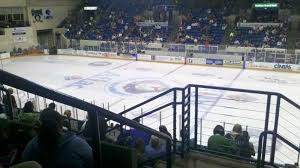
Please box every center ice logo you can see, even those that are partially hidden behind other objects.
[88,61,112,66]
[123,80,169,94]
[106,78,173,98]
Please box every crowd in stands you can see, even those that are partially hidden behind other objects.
[229,24,288,48]
[62,4,290,49]
[63,1,171,43]
[208,124,255,159]
[176,9,227,45]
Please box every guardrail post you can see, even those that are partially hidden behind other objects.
[181,89,185,157]
[159,111,162,126]
[75,109,78,121]
[141,108,144,124]
[262,94,271,165]
[270,95,281,165]
[200,118,202,146]
[89,110,102,168]
[173,89,177,153]
[60,106,63,115]
[166,139,172,168]
[194,87,198,148]
[43,98,47,109]
[297,143,300,166]
[187,87,191,151]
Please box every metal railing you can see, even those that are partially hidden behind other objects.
[109,83,300,166]
[257,131,300,168]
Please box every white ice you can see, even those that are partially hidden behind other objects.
[1,55,300,164]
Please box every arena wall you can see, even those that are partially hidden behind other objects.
[0,0,26,7]
[0,27,38,52]
[27,0,80,30]
[54,49,300,73]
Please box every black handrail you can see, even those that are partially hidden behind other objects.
[0,70,172,168]
[257,131,300,168]
[118,88,176,116]
[109,83,300,167]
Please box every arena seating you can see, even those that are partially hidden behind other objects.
[177,9,227,45]
[230,25,288,48]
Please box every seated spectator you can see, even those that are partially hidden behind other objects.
[81,116,109,143]
[134,138,146,163]
[3,88,18,118]
[225,124,243,141]
[39,103,56,121]
[3,88,17,109]
[158,125,172,146]
[22,110,93,168]
[208,125,236,154]
[126,119,151,146]
[22,101,34,113]
[18,101,39,124]
[63,110,72,130]
[145,136,165,160]
[159,125,172,138]
[236,131,255,158]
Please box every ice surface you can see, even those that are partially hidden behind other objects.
[2,55,300,164]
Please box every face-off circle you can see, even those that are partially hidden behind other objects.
[64,75,82,81]
[249,75,300,85]
[88,61,112,67]
[226,94,258,103]
[136,68,152,72]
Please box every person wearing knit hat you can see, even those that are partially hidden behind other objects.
[224,124,243,141]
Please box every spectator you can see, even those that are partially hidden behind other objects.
[208,125,236,154]
[159,125,172,138]
[22,101,34,113]
[47,103,56,110]
[158,125,172,146]
[225,124,243,141]
[81,116,108,143]
[236,131,255,158]
[39,103,56,121]
[145,136,165,160]
[3,88,18,118]
[63,110,72,130]
[134,138,146,162]
[22,110,93,168]
[18,101,39,124]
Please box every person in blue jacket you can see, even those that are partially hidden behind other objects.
[22,110,93,168]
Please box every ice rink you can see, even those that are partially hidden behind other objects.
[1,55,300,163]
